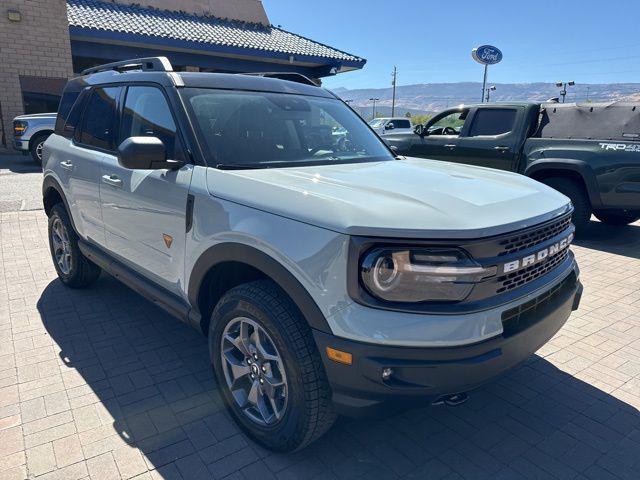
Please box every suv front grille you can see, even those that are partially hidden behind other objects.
[496,249,569,294]
[498,214,572,256]
[501,272,576,337]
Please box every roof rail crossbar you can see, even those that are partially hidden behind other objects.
[81,57,173,76]
[240,72,318,86]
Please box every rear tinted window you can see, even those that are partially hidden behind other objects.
[54,90,80,135]
[468,108,517,136]
[79,87,120,150]
[391,119,411,129]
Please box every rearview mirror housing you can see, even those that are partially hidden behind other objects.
[385,123,395,130]
[117,137,182,170]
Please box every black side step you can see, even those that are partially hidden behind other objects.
[78,240,194,327]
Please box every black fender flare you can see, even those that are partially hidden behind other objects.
[524,159,603,209]
[187,242,332,334]
[42,175,78,231]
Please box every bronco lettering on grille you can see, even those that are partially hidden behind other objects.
[501,233,573,274]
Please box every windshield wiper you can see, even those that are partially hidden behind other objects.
[215,163,266,170]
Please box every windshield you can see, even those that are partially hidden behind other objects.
[182,89,394,168]
[368,119,385,127]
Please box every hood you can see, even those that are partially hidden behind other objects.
[206,157,571,239]
[14,112,57,121]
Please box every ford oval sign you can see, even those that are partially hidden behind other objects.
[472,45,503,65]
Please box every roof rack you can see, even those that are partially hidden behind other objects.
[81,57,173,76]
[241,72,318,86]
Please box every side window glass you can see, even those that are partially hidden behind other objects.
[54,90,80,135]
[468,109,517,137]
[395,119,411,129]
[120,86,176,158]
[428,110,468,136]
[79,87,119,149]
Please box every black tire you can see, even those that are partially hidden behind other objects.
[541,177,592,234]
[210,279,336,452]
[47,204,101,288]
[29,132,50,166]
[595,211,640,226]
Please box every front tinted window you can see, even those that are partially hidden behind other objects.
[79,87,119,150]
[120,86,177,157]
[468,108,517,136]
[183,89,394,168]
[428,110,468,136]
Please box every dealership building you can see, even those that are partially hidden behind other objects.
[0,0,365,147]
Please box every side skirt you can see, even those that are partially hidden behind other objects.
[78,240,200,330]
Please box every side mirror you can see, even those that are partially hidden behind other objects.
[385,123,395,130]
[414,124,424,136]
[117,137,182,170]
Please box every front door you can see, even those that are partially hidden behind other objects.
[100,85,193,294]
[409,108,469,161]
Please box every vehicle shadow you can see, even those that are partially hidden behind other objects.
[574,217,640,260]
[0,152,41,173]
[38,275,640,479]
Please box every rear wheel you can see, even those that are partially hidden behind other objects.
[48,204,101,288]
[29,132,50,166]
[210,280,335,452]
[541,177,592,234]
[595,210,640,226]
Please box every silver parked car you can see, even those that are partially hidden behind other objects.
[13,112,56,164]
[42,57,582,452]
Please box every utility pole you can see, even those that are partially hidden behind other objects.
[369,97,380,119]
[391,66,397,117]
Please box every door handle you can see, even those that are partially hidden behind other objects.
[60,160,74,171]
[102,174,122,187]
[494,146,510,152]
[444,144,456,149]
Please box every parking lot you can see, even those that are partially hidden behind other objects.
[1,153,640,479]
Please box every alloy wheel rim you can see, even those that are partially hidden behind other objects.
[220,317,288,426]
[51,218,72,275]
[36,142,43,160]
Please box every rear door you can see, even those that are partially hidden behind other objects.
[99,84,193,294]
[408,108,470,161]
[453,106,523,171]
[65,86,121,247]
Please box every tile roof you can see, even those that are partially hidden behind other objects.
[66,0,364,65]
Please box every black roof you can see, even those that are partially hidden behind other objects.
[65,69,336,99]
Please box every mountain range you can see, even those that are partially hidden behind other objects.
[331,82,640,117]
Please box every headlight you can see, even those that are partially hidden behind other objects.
[13,121,27,137]
[360,247,496,303]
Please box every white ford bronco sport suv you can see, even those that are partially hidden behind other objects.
[42,57,582,452]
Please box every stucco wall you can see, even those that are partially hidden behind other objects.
[112,0,269,24]
[0,0,74,147]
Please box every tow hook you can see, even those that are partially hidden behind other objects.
[432,392,469,407]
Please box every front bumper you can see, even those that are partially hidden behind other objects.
[314,270,582,417]
[13,139,29,151]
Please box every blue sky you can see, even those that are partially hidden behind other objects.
[263,0,640,91]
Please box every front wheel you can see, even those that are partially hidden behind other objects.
[541,177,592,234]
[29,132,50,166]
[595,210,640,226]
[210,280,335,452]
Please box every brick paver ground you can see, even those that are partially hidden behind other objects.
[1,209,640,479]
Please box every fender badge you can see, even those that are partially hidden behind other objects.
[163,234,173,248]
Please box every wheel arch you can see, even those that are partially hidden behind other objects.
[525,159,602,209]
[188,243,332,336]
[42,176,77,231]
